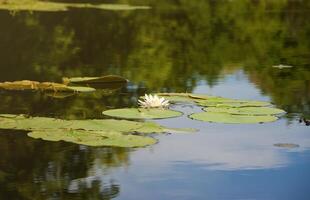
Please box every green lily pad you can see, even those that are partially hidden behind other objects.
[102,108,183,119]
[157,93,271,108]
[157,93,217,103]
[63,75,127,84]
[163,127,198,134]
[189,112,278,124]
[0,114,170,147]
[28,130,157,147]
[158,95,195,103]
[0,115,164,133]
[204,107,285,115]
[134,121,166,133]
[188,94,218,100]
[196,99,271,107]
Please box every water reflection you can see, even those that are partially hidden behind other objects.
[0,0,309,116]
[0,129,129,199]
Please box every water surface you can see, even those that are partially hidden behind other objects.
[0,1,309,199]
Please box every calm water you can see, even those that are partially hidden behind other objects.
[0,0,310,199]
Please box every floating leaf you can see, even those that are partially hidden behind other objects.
[196,99,271,107]
[63,75,127,84]
[102,108,182,119]
[204,107,285,116]
[0,80,95,93]
[274,143,300,148]
[0,2,151,12]
[189,112,278,124]
[188,94,218,100]
[65,86,96,92]
[272,64,293,69]
[0,114,172,147]
[134,121,166,133]
[28,130,157,147]
[157,93,270,107]
[157,93,215,103]
[163,127,198,134]
[0,115,73,130]
[68,119,141,132]
[0,114,163,133]
[158,95,195,103]
[157,93,192,97]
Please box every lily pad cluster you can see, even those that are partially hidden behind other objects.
[0,114,169,147]
[0,92,286,147]
[158,93,285,124]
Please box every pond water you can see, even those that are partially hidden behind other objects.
[0,0,310,199]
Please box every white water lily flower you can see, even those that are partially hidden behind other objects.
[138,94,170,109]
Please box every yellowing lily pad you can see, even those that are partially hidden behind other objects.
[102,108,182,119]
[28,130,157,147]
[0,80,95,93]
[189,112,278,124]
[0,1,151,12]
[63,75,127,84]
[204,107,285,116]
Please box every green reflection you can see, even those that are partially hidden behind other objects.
[0,0,309,118]
[0,129,127,199]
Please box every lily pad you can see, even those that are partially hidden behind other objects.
[157,93,192,97]
[0,114,171,147]
[0,1,151,12]
[272,64,293,69]
[204,107,285,115]
[28,130,157,147]
[0,114,165,133]
[188,94,218,100]
[63,75,127,84]
[189,112,278,124]
[157,93,216,103]
[102,108,183,119]
[157,95,195,103]
[0,80,95,93]
[157,93,271,107]
[134,121,166,133]
[196,99,271,107]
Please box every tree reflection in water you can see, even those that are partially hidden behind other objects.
[0,129,128,199]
